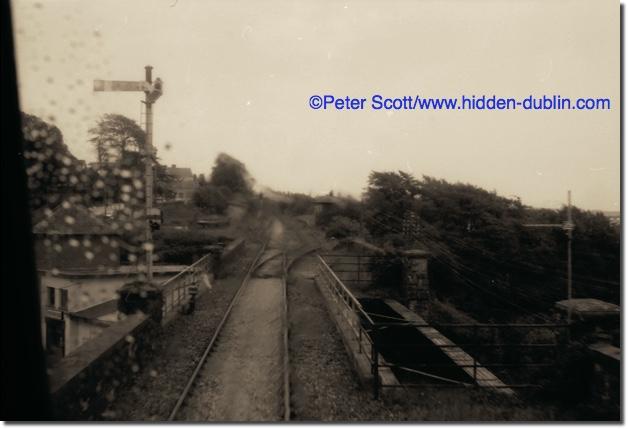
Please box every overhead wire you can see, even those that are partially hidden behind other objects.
[360,211,555,322]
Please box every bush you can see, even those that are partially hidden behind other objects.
[154,230,225,264]
[325,215,362,240]
[316,199,363,229]
[280,193,314,215]
[193,184,229,214]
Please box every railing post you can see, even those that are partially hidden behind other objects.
[359,327,362,354]
[473,357,478,386]
[474,322,479,377]
[357,253,361,286]
[371,341,379,399]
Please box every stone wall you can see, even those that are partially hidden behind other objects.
[47,240,248,419]
[49,312,159,420]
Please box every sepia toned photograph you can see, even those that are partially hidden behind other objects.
[0,0,621,423]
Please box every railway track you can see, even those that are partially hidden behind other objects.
[168,226,293,422]
[280,251,291,421]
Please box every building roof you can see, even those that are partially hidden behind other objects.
[33,202,118,236]
[555,298,620,318]
[166,165,194,179]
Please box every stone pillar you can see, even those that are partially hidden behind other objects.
[402,249,430,317]
[117,281,163,322]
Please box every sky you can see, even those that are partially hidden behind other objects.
[12,0,619,211]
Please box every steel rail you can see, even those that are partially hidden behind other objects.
[168,241,268,421]
[281,253,291,421]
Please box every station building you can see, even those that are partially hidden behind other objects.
[33,202,183,359]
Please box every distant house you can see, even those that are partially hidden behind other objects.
[33,202,185,358]
[312,195,345,217]
[602,211,620,227]
[166,164,197,202]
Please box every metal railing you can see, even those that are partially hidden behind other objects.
[316,254,570,399]
[159,253,213,322]
[316,255,383,395]
[368,320,569,395]
[320,253,386,284]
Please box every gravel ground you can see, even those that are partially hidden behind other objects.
[103,242,260,421]
[287,255,399,421]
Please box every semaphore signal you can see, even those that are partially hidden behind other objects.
[93,65,163,281]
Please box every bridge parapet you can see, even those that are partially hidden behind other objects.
[314,255,399,397]
[49,312,158,419]
[159,253,213,323]
[47,241,246,419]
[159,238,245,323]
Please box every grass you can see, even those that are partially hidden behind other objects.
[380,387,560,421]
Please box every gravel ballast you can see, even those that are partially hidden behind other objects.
[104,243,260,421]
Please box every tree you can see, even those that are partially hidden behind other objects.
[88,114,174,203]
[20,112,92,210]
[363,171,421,243]
[325,215,363,240]
[209,153,254,194]
[192,184,229,214]
[89,114,145,164]
[360,170,619,321]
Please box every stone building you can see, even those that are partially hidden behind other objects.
[33,202,183,358]
[165,164,197,202]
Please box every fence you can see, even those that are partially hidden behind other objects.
[368,319,570,396]
[316,254,570,399]
[320,253,385,286]
[315,255,384,393]
[160,253,213,323]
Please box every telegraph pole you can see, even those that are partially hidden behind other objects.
[523,190,575,324]
[94,66,163,282]
[143,66,155,282]
[566,191,574,321]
